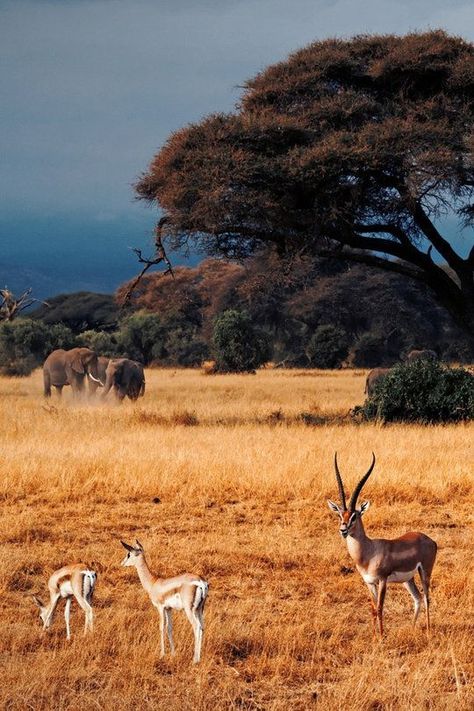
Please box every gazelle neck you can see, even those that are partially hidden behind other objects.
[345,516,374,566]
[135,555,156,593]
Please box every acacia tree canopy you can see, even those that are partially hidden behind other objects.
[136,31,474,337]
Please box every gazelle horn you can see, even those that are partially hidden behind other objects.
[349,452,376,512]
[334,452,347,511]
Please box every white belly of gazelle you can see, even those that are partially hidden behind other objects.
[59,581,73,597]
[163,593,184,610]
[360,567,418,585]
[387,568,418,583]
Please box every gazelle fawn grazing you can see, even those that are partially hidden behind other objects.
[120,540,209,663]
[32,564,96,640]
[327,453,437,636]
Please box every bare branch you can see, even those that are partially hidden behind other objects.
[318,248,429,283]
[120,216,175,306]
[0,288,49,322]
[410,200,465,273]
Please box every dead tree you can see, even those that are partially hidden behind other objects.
[0,288,47,322]
[120,216,174,306]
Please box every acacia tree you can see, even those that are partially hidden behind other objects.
[136,31,474,339]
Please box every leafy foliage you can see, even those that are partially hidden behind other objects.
[306,325,349,368]
[0,319,76,376]
[117,251,473,367]
[212,310,271,372]
[136,31,474,338]
[117,312,165,365]
[78,330,119,358]
[356,360,474,423]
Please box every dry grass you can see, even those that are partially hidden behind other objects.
[0,367,473,710]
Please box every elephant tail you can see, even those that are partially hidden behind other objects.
[140,379,145,397]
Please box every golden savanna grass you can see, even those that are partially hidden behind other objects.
[0,368,473,710]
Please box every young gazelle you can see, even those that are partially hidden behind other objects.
[32,564,96,640]
[327,453,437,636]
[120,540,209,664]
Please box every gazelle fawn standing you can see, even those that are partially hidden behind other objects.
[327,453,437,636]
[120,540,209,663]
[32,564,96,640]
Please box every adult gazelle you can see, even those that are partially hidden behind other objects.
[327,453,437,636]
[120,540,208,663]
[32,564,96,640]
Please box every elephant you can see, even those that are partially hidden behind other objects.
[43,348,103,398]
[101,358,145,402]
[365,367,391,397]
[88,356,110,397]
[406,349,438,363]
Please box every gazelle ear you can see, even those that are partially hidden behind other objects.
[32,594,44,608]
[135,539,144,551]
[120,540,134,552]
[359,500,370,515]
[327,500,342,515]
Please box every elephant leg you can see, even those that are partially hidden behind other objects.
[74,376,87,399]
[54,385,63,398]
[115,387,126,403]
[101,377,113,400]
[43,371,51,398]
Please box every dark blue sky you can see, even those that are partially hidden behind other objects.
[1,0,473,298]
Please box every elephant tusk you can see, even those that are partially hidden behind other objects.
[88,372,104,386]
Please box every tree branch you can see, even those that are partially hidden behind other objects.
[319,248,429,284]
[120,216,175,306]
[468,243,474,267]
[0,288,49,321]
[410,200,465,272]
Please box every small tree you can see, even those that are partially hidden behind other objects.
[212,310,271,372]
[357,360,474,423]
[117,312,165,364]
[0,319,75,375]
[78,330,119,358]
[306,325,348,368]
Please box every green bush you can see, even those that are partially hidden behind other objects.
[356,360,474,423]
[306,325,349,368]
[0,319,75,376]
[117,312,165,365]
[46,323,77,351]
[78,330,119,357]
[212,310,271,373]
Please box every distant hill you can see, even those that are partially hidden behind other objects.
[0,211,199,300]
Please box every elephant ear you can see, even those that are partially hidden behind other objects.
[71,352,85,374]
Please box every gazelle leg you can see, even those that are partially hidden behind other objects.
[377,579,387,636]
[193,616,203,664]
[44,593,61,629]
[184,606,203,664]
[404,579,421,626]
[155,605,166,657]
[366,583,378,635]
[164,609,175,655]
[74,596,93,634]
[418,565,431,633]
[64,597,72,640]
